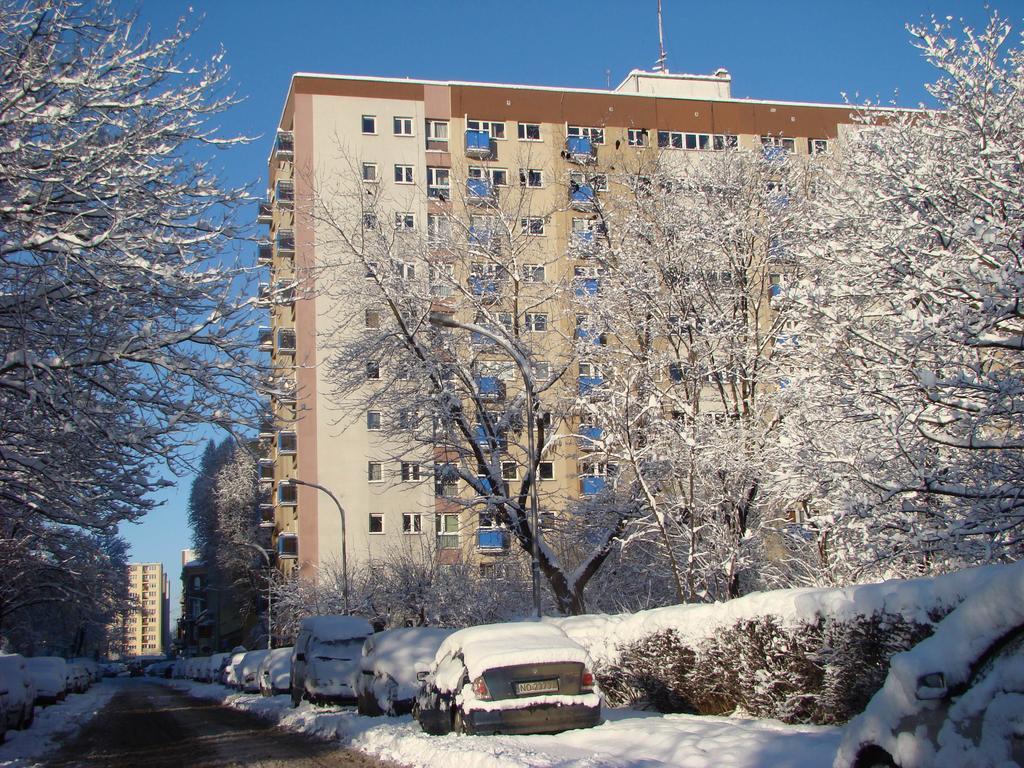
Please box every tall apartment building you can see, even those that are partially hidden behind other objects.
[122,562,170,657]
[257,68,859,582]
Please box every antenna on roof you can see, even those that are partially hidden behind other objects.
[654,0,668,72]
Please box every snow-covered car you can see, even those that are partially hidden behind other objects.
[0,655,36,730]
[188,656,209,681]
[69,658,101,685]
[291,615,373,706]
[237,650,270,693]
[204,653,229,683]
[223,651,247,688]
[24,657,68,706]
[0,654,36,731]
[835,561,1024,768]
[357,627,454,716]
[259,647,292,697]
[66,661,89,693]
[415,622,601,736]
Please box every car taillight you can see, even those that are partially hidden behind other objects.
[471,676,491,700]
[581,669,594,691]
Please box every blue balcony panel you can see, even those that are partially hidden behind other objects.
[573,230,595,245]
[466,177,493,200]
[575,278,600,297]
[468,276,498,295]
[571,185,595,208]
[477,376,503,399]
[580,424,603,443]
[567,135,594,159]
[579,375,603,395]
[581,476,606,496]
[465,130,492,156]
[477,528,509,550]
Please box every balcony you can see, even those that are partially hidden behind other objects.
[566,135,596,164]
[259,503,275,526]
[466,177,495,204]
[275,131,294,159]
[570,184,596,210]
[258,418,275,438]
[257,326,273,352]
[257,240,272,265]
[276,229,295,255]
[579,375,603,395]
[277,532,298,559]
[272,281,297,305]
[581,475,606,495]
[476,375,505,401]
[468,276,502,298]
[275,180,294,209]
[465,129,493,159]
[257,199,272,225]
[477,528,510,551]
[427,184,451,200]
[257,459,275,484]
[256,282,271,308]
[579,424,603,450]
[436,533,460,550]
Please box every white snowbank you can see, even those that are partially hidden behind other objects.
[551,564,1007,667]
[162,679,841,767]
[0,680,118,768]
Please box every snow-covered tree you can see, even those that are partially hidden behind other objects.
[776,14,1024,580]
[309,152,637,614]
[582,145,820,602]
[0,0,259,532]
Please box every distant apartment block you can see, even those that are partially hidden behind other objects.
[122,562,170,657]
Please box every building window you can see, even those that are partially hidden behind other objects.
[519,168,543,187]
[401,462,421,482]
[394,164,414,184]
[362,212,379,230]
[368,462,383,482]
[427,120,449,141]
[362,115,377,134]
[398,408,419,430]
[469,166,508,187]
[427,167,450,198]
[570,171,606,191]
[427,214,452,247]
[436,512,459,547]
[501,462,518,480]
[520,217,545,236]
[467,119,505,139]
[277,431,297,454]
[568,125,605,144]
[369,513,384,534]
[808,138,830,155]
[276,328,296,352]
[393,116,414,136]
[365,308,381,328]
[362,162,378,182]
[658,131,736,151]
[525,312,547,332]
[278,482,297,506]
[366,361,380,380]
[517,122,541,141]
[367,411,382,431]
[402,513,422,534]
[533,360,550,381]
[394,212,416,230]
[628,128,648,147]
[522,264,545,283]
[539,461,554,480]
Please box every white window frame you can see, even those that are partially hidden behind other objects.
[362,115,377,135]
[522,264,546,283]
[525,312,548,332]
[808,138,830,155]
[426,167,450,197]
[401,462,422,482]
[469,166,508,187]
[367,411,382,431]
[519,168,543,188]
[394,212,416,231]
[426,120,449,142]
[402,512,423,534]
[467,119,505,139]
[627,128,648,147]
[368,461,383,482]
[366,361,381,380]
[517,122,542,141]
[570,172,606,191]
[394,164,414,184]
[568,125,605,144]
[521,216,545,236]
[276,327,296,352]
[393,116,414,136]
[362,162,378,183]
[501,461,518,480]
[761,135,796,152]
[368,512,384,534]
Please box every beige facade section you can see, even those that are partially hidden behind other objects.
[258,71,860,583]
[122,562,169,657]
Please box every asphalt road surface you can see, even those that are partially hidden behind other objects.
[43,679,400,768]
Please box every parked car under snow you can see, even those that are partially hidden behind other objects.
[835,561,1024,768]
[291,615,373,706]
[0,653,35,732]
[24,657,68,706]
[259,647,292,697]
[237,650,270,693]
[415,622,601,736]
[356,627,454,716]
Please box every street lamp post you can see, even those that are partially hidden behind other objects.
[428,310,543,618]
[289,478,350,614]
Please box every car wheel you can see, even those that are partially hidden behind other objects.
[856,746,897,768]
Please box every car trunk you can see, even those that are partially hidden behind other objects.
[481,661,585,700]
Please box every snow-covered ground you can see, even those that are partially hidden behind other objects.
[0,681,118,768]
[165,680,841,767]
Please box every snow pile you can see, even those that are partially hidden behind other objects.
[0,681,117,768]
[163,678,842,767]
[551,564,1005,669]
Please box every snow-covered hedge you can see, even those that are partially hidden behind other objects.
[553,564,1010,724]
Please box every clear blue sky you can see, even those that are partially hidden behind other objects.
[120,0,1021,625]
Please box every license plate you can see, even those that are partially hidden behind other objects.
[514,678,559,696]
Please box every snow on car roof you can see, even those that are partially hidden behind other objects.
[299,614,373,640]
[437,622,591,680]
[361,627,454,680]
